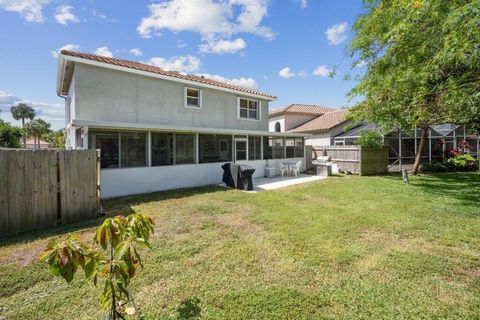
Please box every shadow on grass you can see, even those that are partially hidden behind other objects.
[102,185,230,215]
[0,185,229,247]
[381,172,480,207]
[176,297,202,319]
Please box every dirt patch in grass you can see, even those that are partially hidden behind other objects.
[0,230,95,267]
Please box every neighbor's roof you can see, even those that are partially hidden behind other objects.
[288,108,350,133]
[57,51,276,100]
[269,104,335,118]
[334,122,378,138]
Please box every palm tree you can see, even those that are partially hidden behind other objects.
[25,119,51,149]
[10,103,35,147]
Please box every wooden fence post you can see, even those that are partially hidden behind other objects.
[96,149,102,216]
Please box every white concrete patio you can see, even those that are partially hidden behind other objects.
[218,174,328,192]
[252,174,326,191]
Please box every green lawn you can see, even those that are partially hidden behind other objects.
[1,173,480,319]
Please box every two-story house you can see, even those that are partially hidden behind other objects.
[57,51,307,198]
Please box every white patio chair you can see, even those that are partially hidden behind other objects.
[280,163,289,176]
[290,161,302,177]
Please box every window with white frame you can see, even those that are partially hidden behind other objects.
[184,87,201,108]
[238,98,260,120]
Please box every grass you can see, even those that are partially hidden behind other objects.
[1,173,480,319]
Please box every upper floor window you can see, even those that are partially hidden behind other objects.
[184,87,202,109]
[238,98,260,120]
[275,122,281,132]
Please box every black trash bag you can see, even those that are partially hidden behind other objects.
[221,163,237,188]
[237,164,255,191]
[221,163,255,191]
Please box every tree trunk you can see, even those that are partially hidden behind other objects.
[21,118,26,148]
[411,127,428,175]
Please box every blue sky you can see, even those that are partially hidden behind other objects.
[0,0,365,129]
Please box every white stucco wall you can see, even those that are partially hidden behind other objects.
[285,114,317,131]
[306,133,332,147]
[269,114,317,132]
[72,63,269,132]
[101,158,304,198]
[305,121,354,147]
[65,127,76,149]
[268,116,285,132]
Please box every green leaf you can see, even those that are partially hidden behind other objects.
[84,258,96,279]
[114,242,130,261]
[38,249,53,262]
[46,240,58,249]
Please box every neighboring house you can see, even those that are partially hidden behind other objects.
[270,104,479,168]
[268,104,335,133]
[25,137,50,149]
[57,51,307,198]
[269,105,351,146]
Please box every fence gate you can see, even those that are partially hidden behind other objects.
[0,149,99,236]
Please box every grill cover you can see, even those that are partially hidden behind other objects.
[221,163,255,191]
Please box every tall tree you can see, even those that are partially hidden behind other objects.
[348,0,480,174]
[43,129,65,149]
[10,103,35,148]
[25,118,51,149]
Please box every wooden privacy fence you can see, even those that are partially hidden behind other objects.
[311,146,388,175]
[0,149,100,236]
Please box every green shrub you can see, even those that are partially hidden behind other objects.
[0,120,23,148]
[357,130,384,150]
[446,154,478,172]
[420,154,478,173]
[420,162,448,173]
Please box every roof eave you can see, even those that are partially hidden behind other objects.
[61,54,277,101]
[71,119,310,137]
[56,53,66,96]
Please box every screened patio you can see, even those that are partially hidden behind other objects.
[333,123,479,171]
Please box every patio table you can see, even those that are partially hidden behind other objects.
[281,161,297,176]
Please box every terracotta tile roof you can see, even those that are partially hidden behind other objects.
[269,104,335,117]
[288,108,350,133]
[60,50,276,99]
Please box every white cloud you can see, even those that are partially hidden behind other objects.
[95,46,113,58]
[325,22,348,46]
[199,38,246,54]
[313,65,332,77]
[278,67,306,79]
[356,60,367,68]
[130,48,143,57]
[55,5,78,25]
[279,67,296,79]
[0,0,51,22]
[137,0,274,54]
[147,55,201,73]
[0,91,64,126]
[195,73,257,89]
[0,91,17,109]
[51,44,80,58]
[297,0,307,8]
[90,9,116,22]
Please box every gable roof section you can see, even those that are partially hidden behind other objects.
[57,51,276,100]
[288,108,350,133]
[269,104,335,118]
